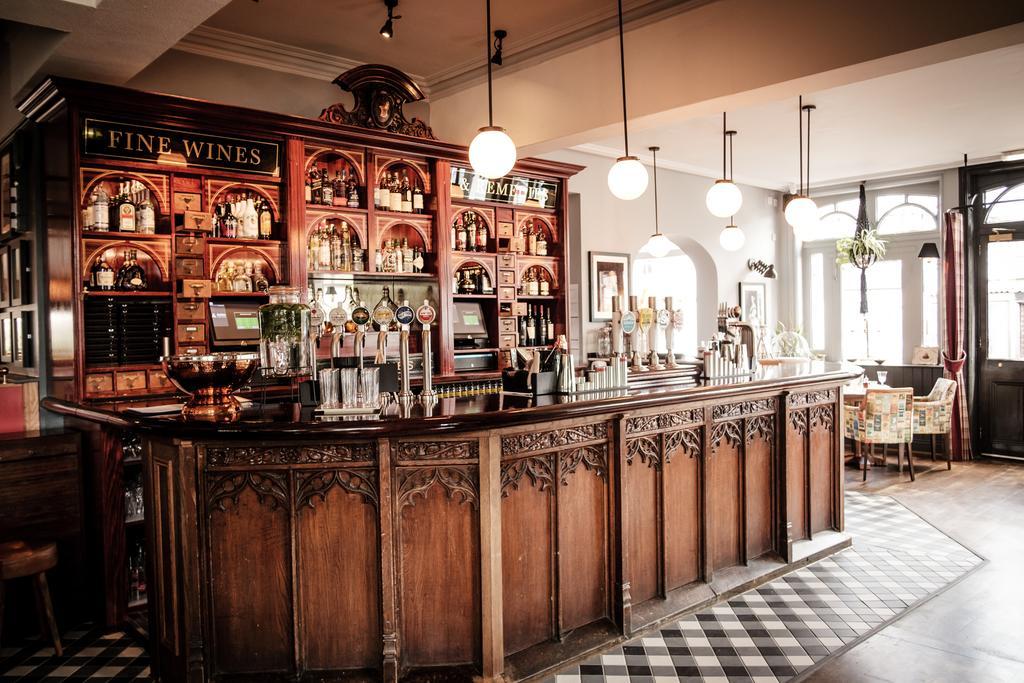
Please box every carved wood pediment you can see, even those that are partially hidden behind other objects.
[319,64,436,140]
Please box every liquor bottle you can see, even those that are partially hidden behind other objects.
[215,263,231,291]
[389,172,402,213]
[455,219,466,252]
[222,200,237,238]
[475,218,488,251]
[90,256,115,290]
[518,310,529,347]
[330,223,343,270]
[527,220,538,255]
[372,174,380,208]
[536,229,548,256]
[463,213,475,252]
[318,225,333,270]
[401,238,413,274]
[114,183,137,232]
[90,185,110,232]
[378,173,390,210]
[119,250,147,291]
[308,227,321,271]
[413,182,424,214]
[137,190,156,234]
[340,222,352,271]
[374,248,384,273]
[546,308,555,343]
[525,305,536,346]
[253,264,270,293]
[258,196,273,239]
[536,306,547,346]
[539,274,550,296]
[234,262,254,292]
[385,239,399,273]
[332,171,345,207]
[304,174,312,203]
[401,173,413,213]
[320,169,333,206]
[347,175,360,208]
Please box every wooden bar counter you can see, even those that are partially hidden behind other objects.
[44,361,858,683]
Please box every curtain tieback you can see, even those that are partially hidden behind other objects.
[942,350,966,373]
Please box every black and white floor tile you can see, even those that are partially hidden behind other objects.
[549,491,982,683]
[0,492,982,682]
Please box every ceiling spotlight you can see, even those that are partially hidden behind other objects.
[490,29,507,66]
[380,0,401,39]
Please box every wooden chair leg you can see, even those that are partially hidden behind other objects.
[858,440,867,482]
[903,442,916,481]
[33,573,62,657]
[946,432,952,470]
[930,435,937,461]
[897,442,903,474]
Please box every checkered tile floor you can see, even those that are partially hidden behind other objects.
[0,492,982,682]
[549,491,982,683]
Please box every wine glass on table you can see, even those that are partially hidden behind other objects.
[876,370,888,386]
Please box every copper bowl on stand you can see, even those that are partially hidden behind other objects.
[161,353,260,422]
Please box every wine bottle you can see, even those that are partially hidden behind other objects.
[546,307,555,342]
[401,172,413,213]
[258,196,273,239]
[535,306,546,346]
[525,305,536,346]
[518,310,529,347]
[379,173,390,209]
[389,172,402,212]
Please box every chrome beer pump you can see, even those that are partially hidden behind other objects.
[416,300,437,402]
[610,296,625,357]
[395,300,415,401]
[372,299,394,365]
[628,295,647,372]
[647,296,665,371]
[350,302,371,374]
[665,296,681,369]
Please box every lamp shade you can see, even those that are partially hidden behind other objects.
[706,180,743,218]
[639,233,681,258]
[607,156,649,200]
[469,126,517,179]
[719,223,746,251]
[784,195,818,229]
[917,242,940,259]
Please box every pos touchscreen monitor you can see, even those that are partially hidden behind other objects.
[208,301,261,347]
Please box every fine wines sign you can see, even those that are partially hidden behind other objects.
[450,167,558,209]
[82,118,281,176]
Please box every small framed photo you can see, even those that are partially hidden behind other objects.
[912,346,940,365]
[589,251,630,322]
[738,282,767,326]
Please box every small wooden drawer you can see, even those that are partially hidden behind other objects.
[148,370,174,392]
[85,372,113,394]
[176,300,206,321]
[177,343,207,356]
[175,257,205,278]
[182,279,212,298]
[497,254,516,269]
[498,333,517,350]
[175,235,206,255]
[115,371,147,392]
[177,323,206,342]
[497,221,515,239]
[498,318,517,334]
[498,285,517,301]
[498,269,517,286]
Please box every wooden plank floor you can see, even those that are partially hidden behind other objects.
[809,457,1024,682]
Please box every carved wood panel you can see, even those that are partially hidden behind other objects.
[559,444,608,484]
[394,440,478,462]
[787,389,837,407]
[397,466,479,509]
[625,408,703,434]
[501,422,607,456]
[206,443,375,467]
[206,471,288,512]
[500,455,554,497]
[809,404,835,432]
[295,468,378,508]
[710,420,743,453]
[712,397,776,421]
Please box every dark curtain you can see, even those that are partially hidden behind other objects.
[942,210,972,460]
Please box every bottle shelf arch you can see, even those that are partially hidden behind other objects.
[80,169,169,234]
[306,213,368,274]
[210,246,280,293]
[81,239,171,290]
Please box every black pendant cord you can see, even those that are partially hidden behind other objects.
[728,126,734,182]
[651,147,660,235]
[486,0,494,127]
[617,0,629,156]
[798,95,804,195]
[722,112,727,178]
[805,104,811,197]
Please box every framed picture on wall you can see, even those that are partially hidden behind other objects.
[738,282,767,327]
[589,251,630,322]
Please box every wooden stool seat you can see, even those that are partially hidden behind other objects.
[0,540,63,656]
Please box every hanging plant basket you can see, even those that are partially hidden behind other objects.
[834,183,886,314]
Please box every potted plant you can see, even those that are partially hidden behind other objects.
[835,229,886,269]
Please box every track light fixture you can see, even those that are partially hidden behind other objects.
[380,0,401,39]
[490,30,507,66]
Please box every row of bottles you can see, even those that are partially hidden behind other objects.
[519,266,553,296]
[87,250,148,291]
[374,170,425,214]
[306,166,360,208]
[510,218,549,256]
[83,181,157,234]
[518,305,555,347]
[214,260,270,293]
[374,237,425,274]
[212,192,273,240]
[454,266,494,295]
[452,210,489,252]
[308,220,365,272]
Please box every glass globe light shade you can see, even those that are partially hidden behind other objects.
[638,233,681,259]
[706,180,743,218]
[719,223,746,251]
[784,195,818,229]
[607,156,649,200]
[469,126,517,179]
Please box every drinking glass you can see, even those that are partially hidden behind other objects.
[877,370,888,386]
[361,366,381,409]
[340,368,360,408]
[318,368,340,408]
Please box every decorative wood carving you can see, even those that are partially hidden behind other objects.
[789,409,809,436]
[295,468,378,509]
[207,471,288,512]
[206,443,374,467]
[500,456,554,497]
[787,389,837,407]
[397,466,478,509]
[625,408,703,434]
[809,404,835,432]
[319,65,436,140]
[710,420,743,453]
[665,428,702,459]
[712,398,777,421]
[625,435,660,468]
[394,440,478,461]
[559,444,608,484]
[501,423,606,456]
[745,414,776,444]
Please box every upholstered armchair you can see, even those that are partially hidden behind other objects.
[913,377,957,470]
[845,387,915,481]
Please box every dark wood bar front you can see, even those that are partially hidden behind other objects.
[44,362,856,683]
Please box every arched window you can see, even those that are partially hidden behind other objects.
[876,202,937,235]
[814,211,857,240]
[984,183,1024,225]
[632,253,698,356]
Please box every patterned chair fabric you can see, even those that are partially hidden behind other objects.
[913,378,957,435]
[844,388,914,444]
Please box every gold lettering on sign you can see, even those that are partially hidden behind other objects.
[158,136,172,155]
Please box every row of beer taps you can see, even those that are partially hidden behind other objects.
[609,295,684,374]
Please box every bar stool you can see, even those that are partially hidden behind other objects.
[0,540,63,656]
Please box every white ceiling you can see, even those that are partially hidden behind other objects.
[581,43,1024,191]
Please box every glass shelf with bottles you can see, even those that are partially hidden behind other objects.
[213,253,276,295]
[84,246,168,294]
[373,162,429,216]
[504,217,553,257]
[307,218,367,274]
[518,265,556,297]
[207,188,280,241]
[375,222,430,275]
[450,209,492,254]
[305,151,364,210]
[453,263,495,296]
[82,178,165,237]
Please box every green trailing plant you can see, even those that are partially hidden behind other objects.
[835,229,886,267]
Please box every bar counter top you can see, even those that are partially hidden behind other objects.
[42,360,859,439]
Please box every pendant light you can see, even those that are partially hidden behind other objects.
[469,0,517,179]
[784,95,818,229]
[638,146,681,258]
[607,0,648,200]
[706,112,742,218]
[719,221,745,251]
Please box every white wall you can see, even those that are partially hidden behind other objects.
[544,148,784,354]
